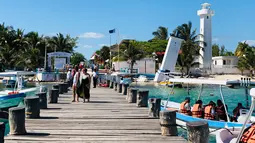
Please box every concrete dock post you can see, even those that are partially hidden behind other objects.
[58,83,65,94]
[36,92,47,109]
[159,110,177,136]
[118,83,122,93]
[114,82,118,91]
[122,84,129,95]
[24,96,40,118]
[137,90,149,107]
[128,88,138,103]
[9,107,26,135]
[186,121,209,143]
[63,82,69,93]
[149,98,161,118]
[49,89,59,103]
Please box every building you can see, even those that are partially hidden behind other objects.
[197,3,214,70]
[212,56,238,68]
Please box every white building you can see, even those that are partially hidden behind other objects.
[197,3,214,70]
[212,56,238,68]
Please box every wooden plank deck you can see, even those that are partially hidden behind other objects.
[5,86,187,143]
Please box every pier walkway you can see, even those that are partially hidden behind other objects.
[5,86,186,143]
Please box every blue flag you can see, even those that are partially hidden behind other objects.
[109,29,115,34]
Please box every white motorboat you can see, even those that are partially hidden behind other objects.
[161,77,255,136]
[0,71,40,109]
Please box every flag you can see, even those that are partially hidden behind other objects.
[109,29,115,34]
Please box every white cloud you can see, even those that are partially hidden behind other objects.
[79,32,104,39]
[242,40,255,46]
[212,37,219,42]
[83,45,93,48]
[98,44,109,47]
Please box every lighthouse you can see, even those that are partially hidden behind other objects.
[197,3,214,70]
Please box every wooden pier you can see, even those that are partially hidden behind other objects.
[5,86,186,143]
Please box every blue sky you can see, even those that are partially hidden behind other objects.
[0,0,254,59]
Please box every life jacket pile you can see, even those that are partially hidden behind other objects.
[180,101,189,115]
[241,123,255,143]
[204,105,214,120]
[191,104,203,118]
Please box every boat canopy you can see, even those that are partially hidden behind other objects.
[169,78,255,86]
[0,71,37,77]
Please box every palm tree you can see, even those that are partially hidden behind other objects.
[152,26,168,40]
[122,40,144,73]
[171,21,205,75]
[49,33,77,53]
[235,41,249,57]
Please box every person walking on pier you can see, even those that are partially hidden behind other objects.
[72,66,80,102]
[80,68,91,102]
[92,69,98,88]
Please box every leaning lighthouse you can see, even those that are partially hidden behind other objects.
[197,3,214,71]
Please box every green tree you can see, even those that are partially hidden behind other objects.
[99,46,110,65]
[212,44,220,57]
[71,52,86,66]
[49,33,77,53]
[122,40,144,73]
[235,42,250,57]
[171,21,204,75]
[237,56,248,75]
[152,26,168,40]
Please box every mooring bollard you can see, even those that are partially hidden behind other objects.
[49,89,59,103]
[0,122,5,143]
[137,90,149,107]
[24,96,40,118]
[63,82,69,93]
[52,84,59,97]
[107,80,110,87]
[128,88,138,103]
[149,98,161,118]
[114,82,118,91]
[9,107,26,135]
[58,83,64,94]
[36,92,47,109]
[123,84,129,95]
[186,121,209,143]
[52,84,59,91]
[118,83,122,93]
[159,110,177,136]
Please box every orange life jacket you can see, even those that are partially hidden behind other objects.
[204,105,214,120]
[241,124,255,143]
[180,101,189,114]
[192,104,203,118]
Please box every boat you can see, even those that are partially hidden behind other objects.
[161,77,255,135]
[216,88,255,143]
[136,75,149,82]
[0,71,40,109]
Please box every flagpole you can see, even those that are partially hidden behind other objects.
[109,34,111,69]
[117,28,120,72]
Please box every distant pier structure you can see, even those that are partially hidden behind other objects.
[197,3,214,71]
